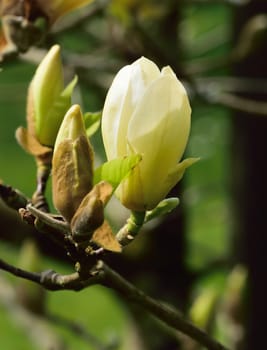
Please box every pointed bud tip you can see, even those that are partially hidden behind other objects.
[36,45,61,76]
[54,104,86,150]
[68,104,81,115]
[46,44,61,59]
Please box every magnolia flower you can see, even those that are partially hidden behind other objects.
[102,57,197,211]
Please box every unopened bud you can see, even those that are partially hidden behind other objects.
[71,186,105,242]
[52,104,94,222]
[28,45,77,147]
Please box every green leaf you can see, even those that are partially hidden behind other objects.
[61,75,78,98]
[53,75,78,117]
[94,154,142,189]
[145,197,179,222]
[84,111,102,137]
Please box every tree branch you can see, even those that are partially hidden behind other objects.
[0,184,29,210]
[101,263,229,350]
[0,257,230,350]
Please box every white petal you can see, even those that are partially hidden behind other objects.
[102,64,132,160]
[127,74,191,206]
[128,74,191,164]
[102,57,160,160]
[161,65,176,77]
[166,158,200,187]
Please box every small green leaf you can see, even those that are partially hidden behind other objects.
[145,197,179,222]
[84,111,102,137]
[61,75,78,98]
[94,154,142,189]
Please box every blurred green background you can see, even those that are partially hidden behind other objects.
[1,1,266,349]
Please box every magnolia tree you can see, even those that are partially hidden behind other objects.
[0,1,242,350]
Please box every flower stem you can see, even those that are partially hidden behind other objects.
[116,211,146,246]
[32,161,51,212]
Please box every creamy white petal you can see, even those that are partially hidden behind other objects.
[102,57,160,160]
[126,74,191,208]
[161,65,176,77]
[102,57,195,211]
[102,64,132,160]
[128,74,191,168]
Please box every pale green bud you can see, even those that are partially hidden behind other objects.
[52,104,94,222]
[29,44,77,146]
[102,57,198,211]
[189,289,219,329]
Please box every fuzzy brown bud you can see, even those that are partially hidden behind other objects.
[52,105,94,222]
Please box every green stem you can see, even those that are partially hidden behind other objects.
[116,211,146,246]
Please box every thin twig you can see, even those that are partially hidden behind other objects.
[0,257,42,284]
[0,257,103,291]
[0,258,230,350]
[101,263,230,350]
[26,204,70,235]
[0,184,29,210]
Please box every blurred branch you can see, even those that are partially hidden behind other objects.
[0,275,66,350]
[101,263,229,350]
[213,92,267,116]
[0,257,230,350]
[195,76,267,95]
[184,55,229,76]
[0,273,115,350]
[47,313,119,350]
[188,0,250,4]
[52,0,111,34]
[196,85,267,116]
[192,77,267,115]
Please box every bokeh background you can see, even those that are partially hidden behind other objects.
[1,0,267,349]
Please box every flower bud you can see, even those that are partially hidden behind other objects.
[102,57,198,211]
[28,44,77,147]
[52,104,94,222]
[70,185,105,242]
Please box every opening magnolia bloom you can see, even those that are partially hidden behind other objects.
[102,57,197,212]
